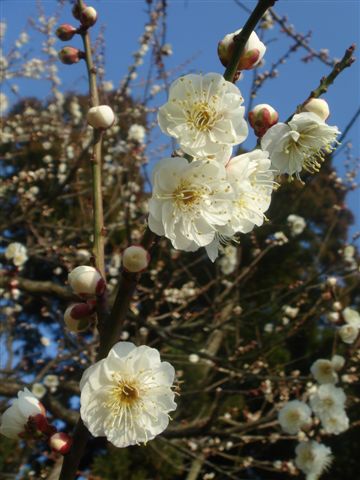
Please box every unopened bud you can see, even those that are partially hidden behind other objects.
[72,2,86,20]
[218,29,266,71]
[331,354,345,371]
[68,265,103,297]
[30,413,56,437]
[58,47,83,65]
[49,432,73,455]
[87,105,115,129]
[122,246,150,273]
[80,6,98,27]
[64,303,95,332]
[248,103,278,137]
[302,98,330,121]
[55,24,77,41]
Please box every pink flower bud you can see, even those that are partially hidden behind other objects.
[68,265,103,297]
[302,98,330,121]
[72,2,87,20]
[58,47,83,65]
[80,6,98,27]
[87,105,115,129]
[30,414,57,437]
[122,246,150,273]
[49,432,73,455]
[64,304,93,333]
[218,29,266,71]
[248,103,279,137]
[55,24,77,42]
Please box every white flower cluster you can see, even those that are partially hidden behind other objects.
[5,242,28,267]
[149,72,274,261]
[278,355,348,478]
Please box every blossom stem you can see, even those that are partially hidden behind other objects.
[223,0,277,82]
[79,0,106,278]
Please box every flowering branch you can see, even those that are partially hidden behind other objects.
[223,0,277,82]
[293,44,356,116]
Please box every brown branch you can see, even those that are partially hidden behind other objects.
[0,275,73,300]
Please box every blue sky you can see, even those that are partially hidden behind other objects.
[1,0,360,239]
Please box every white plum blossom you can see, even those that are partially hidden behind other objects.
[342,307,360,326]
[205,149,274,261]
[43,375,59,393]
[339,307,360,344]
[283,305,299,319]
[310,359,338,384]
[295,441,332,480]
[31,383,47,399]
[158,73,248,158]
[331,354,345,371]
[225,150,274,234]
[261,112,340,180]
[80,342,176,447]
[0,388,45,439]
[148,157,234,255]
[278,400,312,434]
[339,324,359,344]
[128,124,146,143]
[219,245,238,274]
[0,92,9,114]
[310,384,346,417]
[320,409,349,435]
[287,214,306,236]
[5,242,28,267]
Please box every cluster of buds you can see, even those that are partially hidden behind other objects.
[248,103,279,137]
[0,388,72,455]
[64,266,106,333]
[218,29,266,72]
[56,2,98,65]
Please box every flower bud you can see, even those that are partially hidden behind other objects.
[58,47,83,65]
[248,103,279,137]
[218,29,266,71]
[64,303,95,332]
[80,6,98,27]
[122,246,150,273]
[49,432,73,455]
[68,265,103,297]
[302,98,330,121]
[87,105,115,129]
[72,2,86,20]
[55,24,77,42]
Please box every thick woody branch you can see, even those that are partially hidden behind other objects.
[223,0,277,82]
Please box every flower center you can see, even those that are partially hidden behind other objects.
[111,379,140,406]
[187,102,218,132]
[173,181,207,210]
